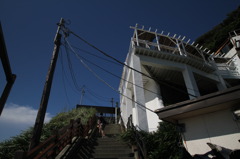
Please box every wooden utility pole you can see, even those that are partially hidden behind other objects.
[111,98,114,107]
[115,102,118,124]
[29,18,65,150]
[80,86,85,105]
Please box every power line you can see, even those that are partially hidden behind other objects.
[59,48,71,108]
[64,42,161,97]
[85,86,112,102]
[71,45,121,66]
[68,30,197,98]
[60,55,80,95]
[63,40,84,92]
[71,43,199,94]
[64,38,155,113]
[63,43,114,105]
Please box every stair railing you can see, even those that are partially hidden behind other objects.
[14,116,96,159]
[126,115,147,159]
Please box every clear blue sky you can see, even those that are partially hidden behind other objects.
[0,0,239,141]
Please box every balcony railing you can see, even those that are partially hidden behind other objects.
[132,38,208,64]
[216,63,240,77]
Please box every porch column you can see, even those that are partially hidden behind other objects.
[182,65,200,99]
[126,88,133,120]
[131,53,149,131]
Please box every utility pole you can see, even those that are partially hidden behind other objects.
[80,86,85,105]
[115,102,118,124]
[29,18,65,150]
[111,98,114,107]
[111,98,114,119]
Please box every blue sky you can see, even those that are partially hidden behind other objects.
[0,0,239,141]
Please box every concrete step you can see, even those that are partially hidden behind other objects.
[92,134,134,159]
[94,145,129,150]
[104,124,122,135]
[93,149,132,154]
[91,157,134,159]
[97,137,122,141]
[96,138,125,145]
[93,152,133,158]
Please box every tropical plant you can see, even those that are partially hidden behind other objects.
[121,122,182,159]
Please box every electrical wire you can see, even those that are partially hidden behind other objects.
[73,44,199,94]
[84,93,109,105]
[63,42,162,97]
[85,86,112,102]
[64,41,116,104]
[63,43,113,105]
[64,40,84,92]
[68,30,197,98]
[59,48,71,108]
[64,38,155,113]
[71,45,121,66]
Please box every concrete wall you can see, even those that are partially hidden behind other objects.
[179,108,240,155]
[144,77,163,131]
[120,88,133,126]
[120,50,162,132]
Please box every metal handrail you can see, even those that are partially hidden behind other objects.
[126,115,147,159]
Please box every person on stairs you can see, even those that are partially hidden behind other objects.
[97,113,106,138]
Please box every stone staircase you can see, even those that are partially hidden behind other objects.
[91,124,134,159]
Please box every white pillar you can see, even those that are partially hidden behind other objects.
[216,76,227,90]
[126,88,133,119]
[115,105,117,124]
[131,54,149,131]
[182,65,200,99]
[176,39,183,56]
[155,33,161,51]
[144,78,163,131]
[210,62,227,90]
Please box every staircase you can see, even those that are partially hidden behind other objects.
[91,124,134,159]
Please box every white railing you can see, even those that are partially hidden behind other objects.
[132,38,207,63]
[217,64,240,77]
[229,29,240,38]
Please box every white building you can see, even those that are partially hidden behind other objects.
[119,24,240,134]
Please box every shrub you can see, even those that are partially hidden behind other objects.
[0,107,96,159]
[121,122,182,159]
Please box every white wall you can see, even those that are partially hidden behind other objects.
[144,77,163,131]
[131,54,149,131]
[180,108,240,155]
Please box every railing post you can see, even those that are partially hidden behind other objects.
[52,130,59,157]
[14,150,27,159]
[76,118,81,136]
[69,119,74,143]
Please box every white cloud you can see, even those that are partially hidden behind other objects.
[0,103,52,125]
[0,103,52,141]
